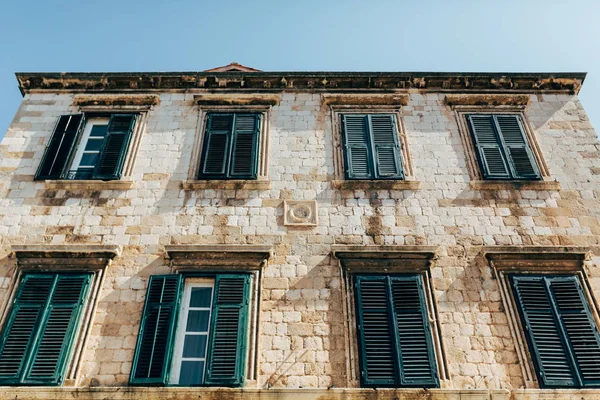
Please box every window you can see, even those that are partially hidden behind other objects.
[341,114,404,180]
[198,113,261,180]
[130,274,251,387]
[511,275,600,388]
[466,114,541,180]
[0,273,92,385]
[35,113,137,181]
[354,274,439,388]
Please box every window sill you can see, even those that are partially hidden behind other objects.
[181,180,271,190]
[331,180,420,190]
[44,180,134,190]
[469,180,560,191]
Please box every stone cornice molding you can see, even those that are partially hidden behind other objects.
[332,245,438,272]
[445,94,530,107]
[194,93,279,106]
[16,71,586,95]
[11,245,121,271]
[165,245,272,271]
[73,94,160,107]
[483,246,591,272]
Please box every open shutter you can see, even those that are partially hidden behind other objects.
[199,114,233,178]
[205,274,250,387]
[549,276,600,387]
[35,114,84,180]
[130,275,183,385]
[355,276,399,387]
[93,114,137,180]
[230,114,260,179]
[390,276,438,387]
[342,115,373,179]
[495,115,541,180]
[24,274,92,384]
[370,115,404,179]
[511,276,577,387]
[468,115,511,179]
[0,275,54,384]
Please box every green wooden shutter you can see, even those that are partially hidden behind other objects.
[205,274,251,387]
[199,114,234,178]
[0,273,92,385]
[230,114,261,179]
[370,115,404,179]
[355,276,399,387]
[390,276,438,387]
[511,276,578,387]
[342,115,374,179]
[93,114,137,180]
[130,275,183,386]
[495,115,541,180]
[467,115,511,179]
[548,276,600,387]
[35,114,85,180]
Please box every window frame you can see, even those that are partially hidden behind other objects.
[330,107,414,183]
[453,107,551,182]
[189,106,271,183]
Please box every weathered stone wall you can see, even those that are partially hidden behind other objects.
[0,90,599,395]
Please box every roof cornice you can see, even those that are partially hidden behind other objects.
[15,71,586,96]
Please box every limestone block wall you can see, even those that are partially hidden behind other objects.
[0,89,598,394]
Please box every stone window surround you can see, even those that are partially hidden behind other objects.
[183,94,279,191]
[324,94,419,191]
[450,98,557,191]
[1,244,121,386]
[41,95,157,191]
[485,246,598,389]
[164,244,272,387]
[332,245,449,388]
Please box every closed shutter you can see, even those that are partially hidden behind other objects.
[342,115,374,179]
[355,275,438,388]
[35,114,84,180]
[205,274,251,387]
[0,273,92,385]
[467,115,511,179]
[549,276,600,387]
[93,114,136,180]
[230,114,260,179]
[130,275,183,385]
[200,114,233,177]
[495,115,541,179]
[511,276,578,387]
[370,115,403,179]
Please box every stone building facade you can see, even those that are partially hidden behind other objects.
[0,65,599,399]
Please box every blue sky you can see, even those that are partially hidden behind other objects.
[1,0,599,135]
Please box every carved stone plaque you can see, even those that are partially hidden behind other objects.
[283,200,318,226]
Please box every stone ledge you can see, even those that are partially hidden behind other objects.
[331,180,420,191]
[11,245,121,270]
[469,180,560,191]
[194,93,279,106]
[445,94,530,107]
[322,93,408,106]
[165,245,272,271]
[483,246,590,272]
[44,180,135,190]
[332,245,438,272]
[73,94,160,107]
[181,180,271,190]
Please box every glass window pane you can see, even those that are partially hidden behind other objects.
[90,125,108,137]
[79,153,99,167]
[84,138,103,151]
[182,334,207,358]
[190,287,212,308]
[178,360,204,385]
[186,310,210,332]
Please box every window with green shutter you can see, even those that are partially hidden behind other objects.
[341,114,404,180]
[34,113,137,181]
[198,113,261,180]
[466,114,541,180]
[354,274,439,388]
[0,272,93,385]
[130,274,251,387]
[511,275,600,388]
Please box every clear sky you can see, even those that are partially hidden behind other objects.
[1,0,599,136]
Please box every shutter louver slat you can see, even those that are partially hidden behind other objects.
[130,275,182,385]
[93,114,136,180]
[342,115,373,179]
[35,114,84,180]
[201,114,233,177]
[230,114,260,178]
[205,275,250,387]
[468,115,511,179]
[496,115,540,179]
[0,307,42,379]
[370,115,403,178]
